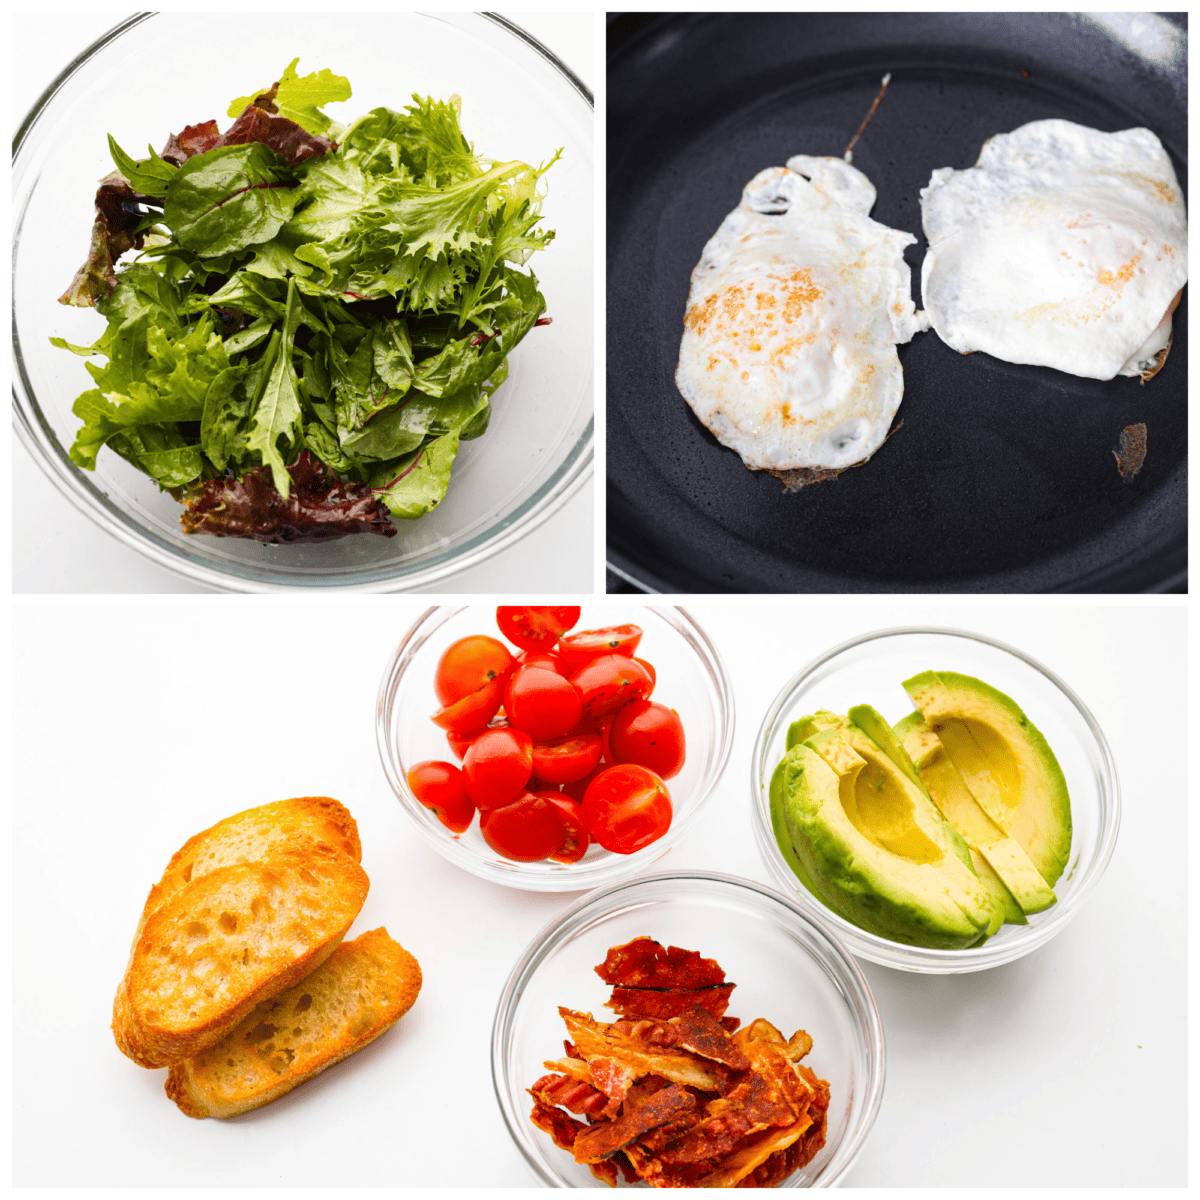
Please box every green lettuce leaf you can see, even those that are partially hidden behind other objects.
[228,58,352,136]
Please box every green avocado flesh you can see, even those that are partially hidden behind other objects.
[894,711,1056,915]
[771,712,1004,949]
[901,671,1072,888]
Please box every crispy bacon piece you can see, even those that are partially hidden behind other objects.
[530,1072,610,1119]
[609,984,736,1022]
[574,1084,698,1164]
[559,1008,718,1091]
[530,1099,587,1153]
[597,937,728,990]
[179,452,396,542]
[674,1006,751,1070]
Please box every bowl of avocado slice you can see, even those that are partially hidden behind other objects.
[751,628,1120,973]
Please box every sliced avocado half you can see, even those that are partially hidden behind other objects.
[902,671,1072,887]
[774,716,1003,949]
[895,711,1055,916]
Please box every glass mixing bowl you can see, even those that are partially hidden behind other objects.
[376,606,735,891]
[492,870,885,1187]
[751,627,1120,973]
[12,13,592,591]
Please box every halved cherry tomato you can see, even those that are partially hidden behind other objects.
[481,791,569,862]
[407,760,475,835]
[434,635,514,707]
[431,676,505,736]
[583,764,673,854]
[496,606,581,652]
[505,665,582,741]
[531,732,603,784]
[634,658,657,696]
[516,648,564,673]
[609,700,686,780]
[463,727,533,809]
[447,714,508,760]
[538,792,591,863]
[557,624,644,670]
[569,655,653,719]
[609,700,686,777]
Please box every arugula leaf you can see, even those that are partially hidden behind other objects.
[228,58,352,137]
[245,282,305,494]
[164,143,298,257]
[107,135,177,198]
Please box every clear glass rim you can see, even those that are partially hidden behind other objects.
[12,12,593,593]
[375,606,738,892]
[490,868,887,1188]
[750,625,1122,973]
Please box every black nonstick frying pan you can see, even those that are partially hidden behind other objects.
[607,12,1187,592]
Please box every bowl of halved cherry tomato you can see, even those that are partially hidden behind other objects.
[376,606,735,890]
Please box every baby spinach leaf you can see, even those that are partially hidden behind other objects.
[165,143,298,257]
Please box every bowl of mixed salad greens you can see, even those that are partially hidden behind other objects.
[13,13,593,590]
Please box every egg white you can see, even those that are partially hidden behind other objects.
[921,119,1188,380]
[675,157,927,472]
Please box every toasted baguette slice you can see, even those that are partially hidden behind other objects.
[166,928,421,1118]
[136,797,361,941]
[114,840,368,1068]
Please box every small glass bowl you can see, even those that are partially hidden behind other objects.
[492,871,885,1187]
[376,606,735,891]
[751,627,1120,974]
[13,12,592,591]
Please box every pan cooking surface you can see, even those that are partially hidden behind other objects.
[607,13,1187,592]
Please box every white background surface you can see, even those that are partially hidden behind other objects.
[10,600,1186,1186]
[11,11,595,594]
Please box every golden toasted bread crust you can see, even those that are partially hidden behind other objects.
[137,797,361,942]
[113,839,368,1068]
[165,928,421,1118]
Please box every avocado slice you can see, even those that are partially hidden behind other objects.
[895,711,1056,916]
[786,709,849,751]
[774,722,1002,949]
[902,671,1073,887]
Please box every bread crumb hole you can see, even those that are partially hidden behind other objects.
[295,994,313,1012]
[219,912,237,934]
[298,868,319,887]
[244,1021,277,1046]
[182,862,194,882]
[185,921,209,939]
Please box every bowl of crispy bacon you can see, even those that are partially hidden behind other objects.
[492,871,885,1187]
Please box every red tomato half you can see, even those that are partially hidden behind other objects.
[434,635,514,707]
[539,793,591,863]
[407,760,475,835]
[609,701,686,780]
[481,792,568,862]
[634,658,657,697]
[505,665,582,741]
[583,764,673,854]
[569,655,653,719]
[532,732,603,784]
[496,606,581,652]
[431,676,505,736]
[557,624,644,670]
[516,648,564,673]
[463,727,533,809]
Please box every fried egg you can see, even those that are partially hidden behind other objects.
[675,157,928,472]
[921,119,1188,380]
